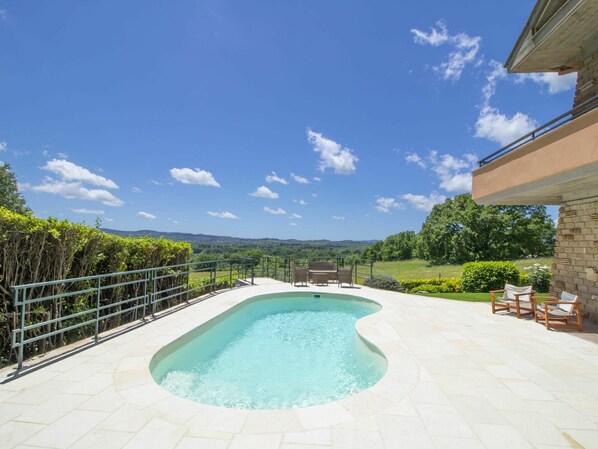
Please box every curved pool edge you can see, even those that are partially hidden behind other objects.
[112,282,420,433]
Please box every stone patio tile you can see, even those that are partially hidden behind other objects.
[414,403,476,439]
[14,392,91,424]
[331,428,384,449]
[283,428,331,445]
[68,429,134,449]
[471,423,534,449]
[432,436,487,449]
[502,379,557,401]
[52,363,108,382]
[243,409,303,433]
[229,433,282,449]
[561,428,598,449]
[447,394,508,425]
[504,410,572,446]
[281,444,331,449]
[97,405,153,433]
[186,407,248,434]
[23,409,109,449]
[121,417,186,449]
[409,381,451,405]
[375,414,435,449]
[67,372,114,395]
[175,436,229,449]
[295,402,354,430]
[0,403,29,426]
[0,421,44,448]
[79,386,127,412]
[5,380,72,405]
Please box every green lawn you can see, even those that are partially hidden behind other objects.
[418,292,551,302]
[373,257,553,280]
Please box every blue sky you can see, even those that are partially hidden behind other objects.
[0,1,572,240]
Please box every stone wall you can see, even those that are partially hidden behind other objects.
[574,50,598,108]
[552,197,598,322]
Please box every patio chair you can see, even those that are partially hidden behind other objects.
[535,291,582,331]
[293,266,308,286]
[490,283,535,318]
[338,267,353,287]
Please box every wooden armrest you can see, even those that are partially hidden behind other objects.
[489,290,505,294]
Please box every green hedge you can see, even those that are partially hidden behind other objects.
[363,275,405,292]
[0,207,192,366]
[399,277,462,293]
[461,261,520,292]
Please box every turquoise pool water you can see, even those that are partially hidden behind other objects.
[150,293,387,409]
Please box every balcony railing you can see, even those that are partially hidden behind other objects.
[478,93,598,167]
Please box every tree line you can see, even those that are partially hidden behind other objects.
[362,194,556,265]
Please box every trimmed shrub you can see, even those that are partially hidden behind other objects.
[363,275,405,292]
[412,284,447,294]
[523,263,551,292]
[399,277,462,293]
[461,261,519,292]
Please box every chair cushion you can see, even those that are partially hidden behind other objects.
[504,283,532,302]
[558,291,578,314]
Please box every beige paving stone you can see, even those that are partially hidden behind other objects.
[0,402,29,426]
[409,380,451,405]
[336,390,394,419]
[283,427,331,445]
[432,436,487,449]
[502,379,557,401]
[67,372,115,395]
[229,433,282,449]
[414,403,476,439]
[243,409,303,433]
[5,380,72,405]
[122,417,186,449]
[68,429,134,449]
[97,405,153,433]
[186,407,248,434]
[562,428,598,449]
[447,394,508,425]
[504,411,577,447]
[175,436,229,449]
[375,414,435,449]
[380,397,418,417]
[14,392,91,424]
[23,409,109,449]
[295,402,354,430]
[79,386,127,412]
[331,428,384,449]
[0,421,44,448]
[472,423,534,449]
[281,444,331,449]
[52,362,108,382]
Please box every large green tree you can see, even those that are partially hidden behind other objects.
[417,194,555,264]
[0,162,30,215]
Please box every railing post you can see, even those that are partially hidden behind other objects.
[370,260,373,280]
[16,288,24,370]
[142,270,148,320]
[95,277,101,342]
[152,269,157,317]
[229,260,233,288]
[251,261,255,285]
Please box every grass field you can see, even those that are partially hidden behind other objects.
[373,257,553,280]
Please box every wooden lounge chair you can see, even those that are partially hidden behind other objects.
[293,267,308,286]
[490,283,535,318]
[535,291,582,331]
[338,267,353,287]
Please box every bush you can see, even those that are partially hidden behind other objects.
[412,284,447,294]
[399,277,461,293]
[523,263,551,292]
[461,261,519,292]
[363,275,405,292]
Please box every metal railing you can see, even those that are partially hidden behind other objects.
[10,258,254,369]
[256,257,374,284]
[478,93,598,167]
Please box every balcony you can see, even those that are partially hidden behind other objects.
[472,94,598,205]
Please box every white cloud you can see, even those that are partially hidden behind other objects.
[104,217,114,223]
[250,186,279,199]
[289,213,302,219]
[290,172,310,184]
[168,218,180,224]
[406,151,477,193]
[0,141,6,152]
[375,197,404,214]
[290,222,297,226]
[57,152,68,159]
[207,211,239,219]
[294,199,307,206]
[131,187,142,193]
[32,179,124,206]
[332,215,346,220]
[411,20,481,81]
[401,192,446,212]
[313,177,321,182]
[169,167,220,187]
[405,152,427,168]
[264,206,286,215]
[307,129,358,174]
[265,171,288,185]
[149,179,163,185]
[72,208,104,215]
[137,211,156,220]
[475,108,537,146]
[42,159,118,189]
[517,72,576,94]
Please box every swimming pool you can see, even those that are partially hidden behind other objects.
[150,292,387,410]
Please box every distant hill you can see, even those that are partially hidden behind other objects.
[101,228,376,246]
